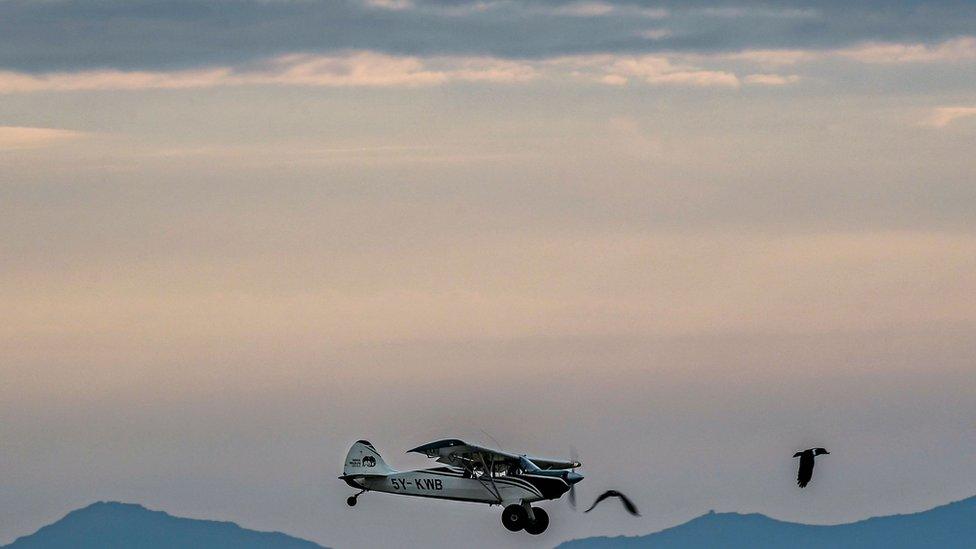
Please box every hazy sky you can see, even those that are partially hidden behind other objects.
[1,1,975,547]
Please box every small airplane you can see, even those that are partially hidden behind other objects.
[339,439,583,535]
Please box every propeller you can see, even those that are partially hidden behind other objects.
[568,445,580,510]
[479,429,506,453]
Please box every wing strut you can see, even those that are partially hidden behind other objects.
[475,451,503,504]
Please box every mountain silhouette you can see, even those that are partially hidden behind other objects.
[559,495,976,548]
[3,501,326,549]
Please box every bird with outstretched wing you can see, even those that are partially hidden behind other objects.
[584,490,640,516]
[793,447,829,488]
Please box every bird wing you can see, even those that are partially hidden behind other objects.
[616,492,641,516]
[584,491,615,513]
[585,491,640,516]
[796,453,814,487]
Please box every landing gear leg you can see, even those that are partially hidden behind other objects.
[347,489,366,507]
[524,507,549,535]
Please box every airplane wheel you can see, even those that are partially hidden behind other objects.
[346,496,357,507]
[524,508,549,535]
[501,504,528,532]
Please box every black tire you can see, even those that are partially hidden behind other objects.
[501,504,527,531]
[346,496,358,507]
[525,508,549,535]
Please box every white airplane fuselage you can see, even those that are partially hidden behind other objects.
[345,467,558,505]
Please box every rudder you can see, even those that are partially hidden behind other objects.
[343,440,395,476]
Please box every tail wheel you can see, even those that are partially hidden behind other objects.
[346,496,358,507]
[501,504,528,531]
[524,507,549,535]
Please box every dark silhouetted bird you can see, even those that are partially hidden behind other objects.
[793,447,829,488]
[584,490,640,516]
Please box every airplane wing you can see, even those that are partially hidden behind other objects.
[523,456,581,470]
[407,439,519,467]
[407,439,580,470]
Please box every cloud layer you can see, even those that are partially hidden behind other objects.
[2,1,975,71]
[0,51,793,92]
[3,36,974,94]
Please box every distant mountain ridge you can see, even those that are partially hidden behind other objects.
[3,501,326,549]
[6,496,975,548]
[558,494,976,548]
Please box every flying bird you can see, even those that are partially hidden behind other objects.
[793,447,829,488]
[584,490,640,516]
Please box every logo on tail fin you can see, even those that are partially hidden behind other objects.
[362,455,376,468]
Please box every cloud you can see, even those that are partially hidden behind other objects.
[416,1,504,17]
[0,52,537,93]
[362,0,415,11]
[836,37,976,64]
[252,53,449,87]
[603,55,739,88]
[0,51,804,93]
[0,126,85,149]
[5,36,972,95]
[550,2,616,17]
[744,73,800,86]
[692,6,820,19]
[922,106,976,128]
[6,1,975,72]
[553,54,741,88]
[692,36,976,71]
[544,2,667,19]
[598,74,629,86]
[638,28,673,41]
[0,68,235,94]
[704,49,819,68]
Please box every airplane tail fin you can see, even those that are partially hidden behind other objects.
[343,440,395,477]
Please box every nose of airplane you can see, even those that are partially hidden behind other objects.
[566,471,584,485]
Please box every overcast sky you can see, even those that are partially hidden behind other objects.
[2,1,975,547]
